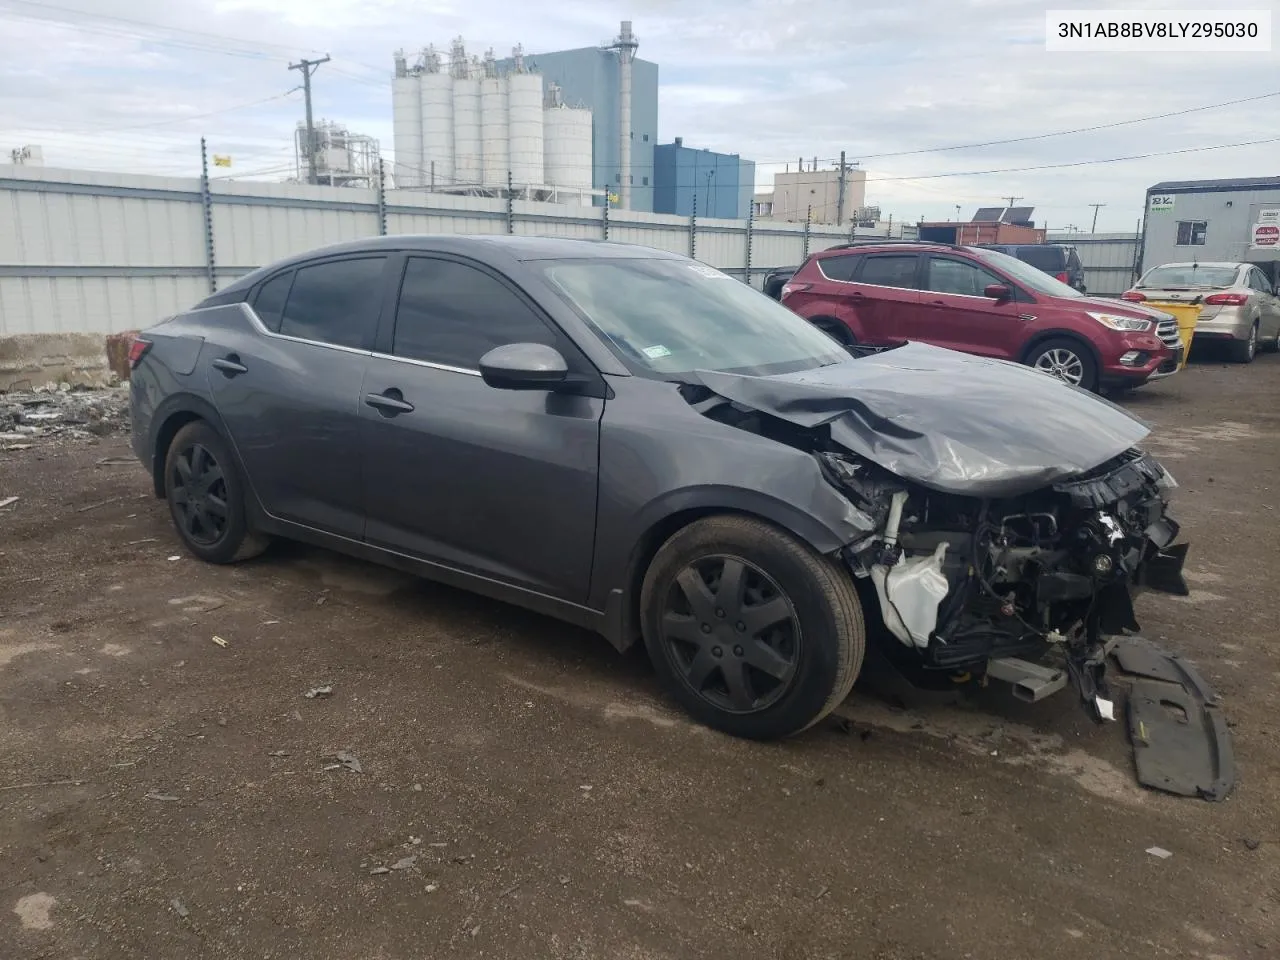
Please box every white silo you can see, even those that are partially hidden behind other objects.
[391,50,423,188]
[479,60,509,188]
[506,61,544,189]
[420,48,453,189]
[544,100,593,202]
[451,41,482,186]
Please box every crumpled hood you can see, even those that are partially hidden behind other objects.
[696,342,1151,497]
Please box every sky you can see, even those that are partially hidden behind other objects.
[1,0,1277,231]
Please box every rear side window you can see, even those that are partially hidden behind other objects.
[856,255,918,289]
[280,257,387,349]
[816,254,858,282]
[1015,246,1065,271]
[392,257,557,369]
[251,271,294,333]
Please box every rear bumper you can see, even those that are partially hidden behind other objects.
[1193,311,1253,341]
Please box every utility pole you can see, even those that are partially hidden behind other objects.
[1088,203,1106,233]
[954,204,962,222]
[836,150,847,227]
[289,54,330,185]
[1003,195,1023,209]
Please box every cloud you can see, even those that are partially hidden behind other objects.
[0,0,1275,228]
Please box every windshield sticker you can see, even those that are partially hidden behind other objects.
[687,263,731,280]
[642,344,673,359]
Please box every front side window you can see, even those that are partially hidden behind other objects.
[1176,220,1208,246]
[533,257,846,379]
[393,257,556,370]
[856,255,918,289]
[280,257,387,349]
[924,257,1003,297]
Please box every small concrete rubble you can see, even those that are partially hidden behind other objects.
[0,383,131,449]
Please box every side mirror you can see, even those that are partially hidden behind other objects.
[478,342,569,390]
[984,283,1012,301]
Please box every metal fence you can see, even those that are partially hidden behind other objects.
[0,163,868,337]
[1046,231,1142,297]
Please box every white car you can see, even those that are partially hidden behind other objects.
[1123,261,1280,363]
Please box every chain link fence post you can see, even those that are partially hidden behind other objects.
[199,137,217,294]
[744,207,754,288]
[376,157,388,236]
[690,194,697,259]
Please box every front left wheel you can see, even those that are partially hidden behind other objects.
[164,420,268,564]
[640,515,865,740]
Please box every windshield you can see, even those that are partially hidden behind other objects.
[971,248,1085,298]
[533,257,848,378]
[1139,264,1239,289]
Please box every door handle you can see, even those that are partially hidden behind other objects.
[212,355,248,376]
[364,390,415,415]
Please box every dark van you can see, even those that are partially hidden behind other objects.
[979,243,1086,294]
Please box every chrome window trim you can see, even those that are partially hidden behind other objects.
[369,351,483,377]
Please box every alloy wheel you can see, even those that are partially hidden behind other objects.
[1247,325,1258,359]
[1033,347,1085,385]
[169,442,229,546]
[659,555,801,714]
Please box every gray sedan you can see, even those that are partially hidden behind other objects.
[129,236,1190,739]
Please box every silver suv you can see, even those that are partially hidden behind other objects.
[1124,261,1280,363]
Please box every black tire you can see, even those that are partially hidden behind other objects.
[163,420,268,564]
[640,515,865,740]
[812,317,854,347]
[1228,323,1258,363]
[1025,337,1098,391]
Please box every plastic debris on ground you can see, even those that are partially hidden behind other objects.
[1146,846,1173,859]
[304,685,334,699]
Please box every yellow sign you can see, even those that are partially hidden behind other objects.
[607,192,619,204]
[212,155,232,168]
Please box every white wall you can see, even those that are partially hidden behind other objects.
[0,164,860,335]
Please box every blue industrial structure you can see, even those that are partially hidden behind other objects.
[499,42,659,212]
[652,138,755,219]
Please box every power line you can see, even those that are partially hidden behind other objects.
[850,89,1280,161]
[0,0,318,58]
[859,135,1280,184]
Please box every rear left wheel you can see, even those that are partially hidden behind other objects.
[640,515,865,739]
[164,421,268,564]
[1229,323,1258,363]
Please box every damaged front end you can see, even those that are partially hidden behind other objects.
[690,343,1199,726]
[820,446,1190,723]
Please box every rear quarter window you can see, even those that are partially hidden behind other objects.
[816,254,859,282]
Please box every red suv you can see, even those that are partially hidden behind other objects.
[780,241,1182,392]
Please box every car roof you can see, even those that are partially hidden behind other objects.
[211,235,683,300]
[1147,261,1244,270]
[811,241,979,255]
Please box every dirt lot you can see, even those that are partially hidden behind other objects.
[2,354,1279,960]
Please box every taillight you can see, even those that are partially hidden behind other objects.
[780,282,811,299]
[1203,292,1249,306]
[1055,271,1069,283]
[128,337,152,368]
[1120,291,1146,302]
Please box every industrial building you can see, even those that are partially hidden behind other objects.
[752,162,867,224]
[391,21,656,210]
[1140,176,1280,282]
[652,138,754,219]
[392,41,595,203]
[500,22,657,211]
[293,120,378,188]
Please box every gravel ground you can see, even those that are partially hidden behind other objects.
[1,355,1278,960]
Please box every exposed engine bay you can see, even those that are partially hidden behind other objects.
[818,446,1189,722]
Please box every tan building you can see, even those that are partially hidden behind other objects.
[755,166,867,224]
